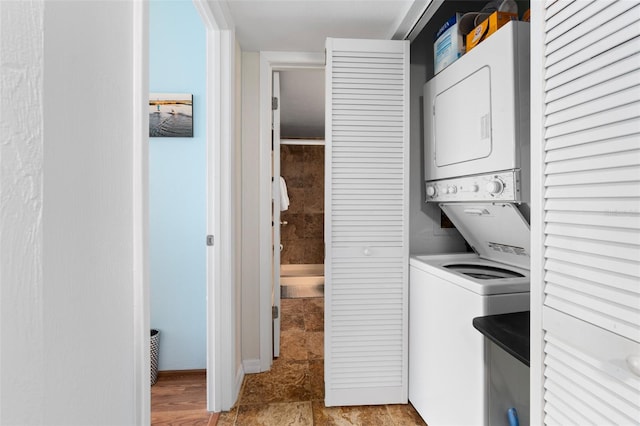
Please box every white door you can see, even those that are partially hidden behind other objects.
[531,1,640,424]
[272,71,282,358]
[324,37,410,406]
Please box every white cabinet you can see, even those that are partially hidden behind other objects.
[530,2,640,424]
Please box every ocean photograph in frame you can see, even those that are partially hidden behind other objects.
[149,93,193,137]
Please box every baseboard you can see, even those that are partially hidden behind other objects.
[157,368,206,379]
[234,364,244,404]
[242,358,262,374]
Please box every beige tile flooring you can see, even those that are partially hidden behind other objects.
[217,297,426,425]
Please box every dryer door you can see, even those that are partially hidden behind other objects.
[440,202,530,269]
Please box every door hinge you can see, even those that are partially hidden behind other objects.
[272,305,279,320]
[272,96,278,110]
[206,235,214,246]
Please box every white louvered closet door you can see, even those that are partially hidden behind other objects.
[324,38,409,406]
[532,1,640,424]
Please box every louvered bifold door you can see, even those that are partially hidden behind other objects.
[324,38,409,406]
[537,1,640,424]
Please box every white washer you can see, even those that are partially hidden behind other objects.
[409,202,530,426]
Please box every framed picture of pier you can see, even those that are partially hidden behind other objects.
[149,93,193,137]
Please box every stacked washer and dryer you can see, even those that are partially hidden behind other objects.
[409,21,531,426]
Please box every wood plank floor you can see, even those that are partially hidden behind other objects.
[151,370,219,425]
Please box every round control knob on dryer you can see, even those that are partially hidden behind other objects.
[470,184,479,192]
[486,180,504,194]
[426,185,436,197]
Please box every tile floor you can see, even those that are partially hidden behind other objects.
[216,297,426,425]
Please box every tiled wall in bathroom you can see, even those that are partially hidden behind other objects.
[280,144,324,265]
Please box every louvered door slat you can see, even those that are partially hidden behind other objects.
[545,0,610,51]
[545,149,640,173]
[545,134,640,162]
[545,5,640,79]
[325,37,409,407]
[536,3,640,422]
[333,68,406,76]
[545,198,640,215]
[544,399,587,426]
[545,286,639,338]
[334,75,404,84]
[546,259,638,299]
[546,210,640,229]
[546,246,638,277]
[544,101,640,138]
[545,0,581,32]
[546,235,639,261]
[545,86,640,126]
[546,1,637,58]
[545,270,639,309]
[545,182,640,199]
[546,117,640,150]
[545,57,640,105]
[546,167,640,188]
[545,0,572,18]
[545,222,640,245]
[545,37,639,92]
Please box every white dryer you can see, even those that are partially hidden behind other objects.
[409,202,530,426]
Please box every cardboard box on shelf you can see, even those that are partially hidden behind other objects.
[434,13,465,74]
[466,11,518,52]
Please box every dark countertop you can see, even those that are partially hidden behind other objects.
[473,311,530,367]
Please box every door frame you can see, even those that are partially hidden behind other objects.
[133,1,150,424]
[258,52,325,371]
[193,0,238,412]
[272,71,282,359]
[135,0,239,417]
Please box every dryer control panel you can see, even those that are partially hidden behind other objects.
[425,170,521,203]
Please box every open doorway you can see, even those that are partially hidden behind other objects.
[147,0,240,415]
[267,62,326,364]
[148,0,207,382]
[258,52,325,371]
[278,69,326,301]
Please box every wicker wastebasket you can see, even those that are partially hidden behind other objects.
[150,329,160,385]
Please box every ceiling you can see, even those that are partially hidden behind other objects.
[216,0,428,52]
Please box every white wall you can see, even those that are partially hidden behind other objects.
[234,38,244,390]
[0,2,46,423]
[1,1,143,424]
[240,52,262,368]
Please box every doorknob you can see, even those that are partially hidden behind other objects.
[280,220,288,225]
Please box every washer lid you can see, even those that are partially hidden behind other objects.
[440,203,530,269]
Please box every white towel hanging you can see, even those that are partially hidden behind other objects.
[279,176,290,211]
